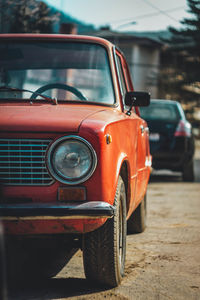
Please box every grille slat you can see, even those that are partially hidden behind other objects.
[1,177,51,180]
[0,161,47,164]
[0,166,47,169]
[0,139,54,186]
[0,150,46,152]
[0,172,49,175]
[0,144,51,147]
[0,155,45,158]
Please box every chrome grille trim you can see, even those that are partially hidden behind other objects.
[0,139,54,185]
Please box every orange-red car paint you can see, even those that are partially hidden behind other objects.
[0,34,151,235]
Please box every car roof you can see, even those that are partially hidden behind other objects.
[149,99,186,119]
[151,99,178,105]
[0,33,115,52]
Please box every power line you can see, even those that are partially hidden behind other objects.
[141,0,180,23]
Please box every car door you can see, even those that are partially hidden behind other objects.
[115,50,138,212]
[115,50,150,210]
[135,116,150,206]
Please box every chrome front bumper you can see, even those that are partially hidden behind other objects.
[0,201,115,220]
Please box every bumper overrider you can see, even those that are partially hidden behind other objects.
[0,201,115,220]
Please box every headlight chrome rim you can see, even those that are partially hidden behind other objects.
[47,136,97,185]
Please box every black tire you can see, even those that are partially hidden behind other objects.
[127,194,146,234]
[82,176,127,287]
[182,159,194,182]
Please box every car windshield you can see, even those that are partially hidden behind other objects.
[140,102,181,121]
[0,41,115,104]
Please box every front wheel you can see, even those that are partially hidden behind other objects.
[82,176,127,287]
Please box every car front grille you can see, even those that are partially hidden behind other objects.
[0,139,54,185]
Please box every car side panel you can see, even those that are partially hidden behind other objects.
[135,118,151,207]
[80,109,150,217]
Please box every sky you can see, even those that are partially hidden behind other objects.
[44,0,190,32]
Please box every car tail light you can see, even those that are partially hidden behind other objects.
[174,120,192,137]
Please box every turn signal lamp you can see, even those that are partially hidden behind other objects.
[58,187,86,202]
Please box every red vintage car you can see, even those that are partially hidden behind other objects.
[0,34,151,287]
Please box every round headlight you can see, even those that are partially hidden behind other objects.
[47,136,97,185]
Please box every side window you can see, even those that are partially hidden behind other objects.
[116,54,127,99]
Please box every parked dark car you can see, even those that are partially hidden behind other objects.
[140,99,195,181]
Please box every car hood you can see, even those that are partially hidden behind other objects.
[0,103,106,132]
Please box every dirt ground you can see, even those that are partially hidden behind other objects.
[7,141,200,300]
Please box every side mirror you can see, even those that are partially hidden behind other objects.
[125,91,150,107]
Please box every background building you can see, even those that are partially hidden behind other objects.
[89,28,162,98]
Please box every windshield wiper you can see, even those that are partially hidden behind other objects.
[0,86,58,105]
